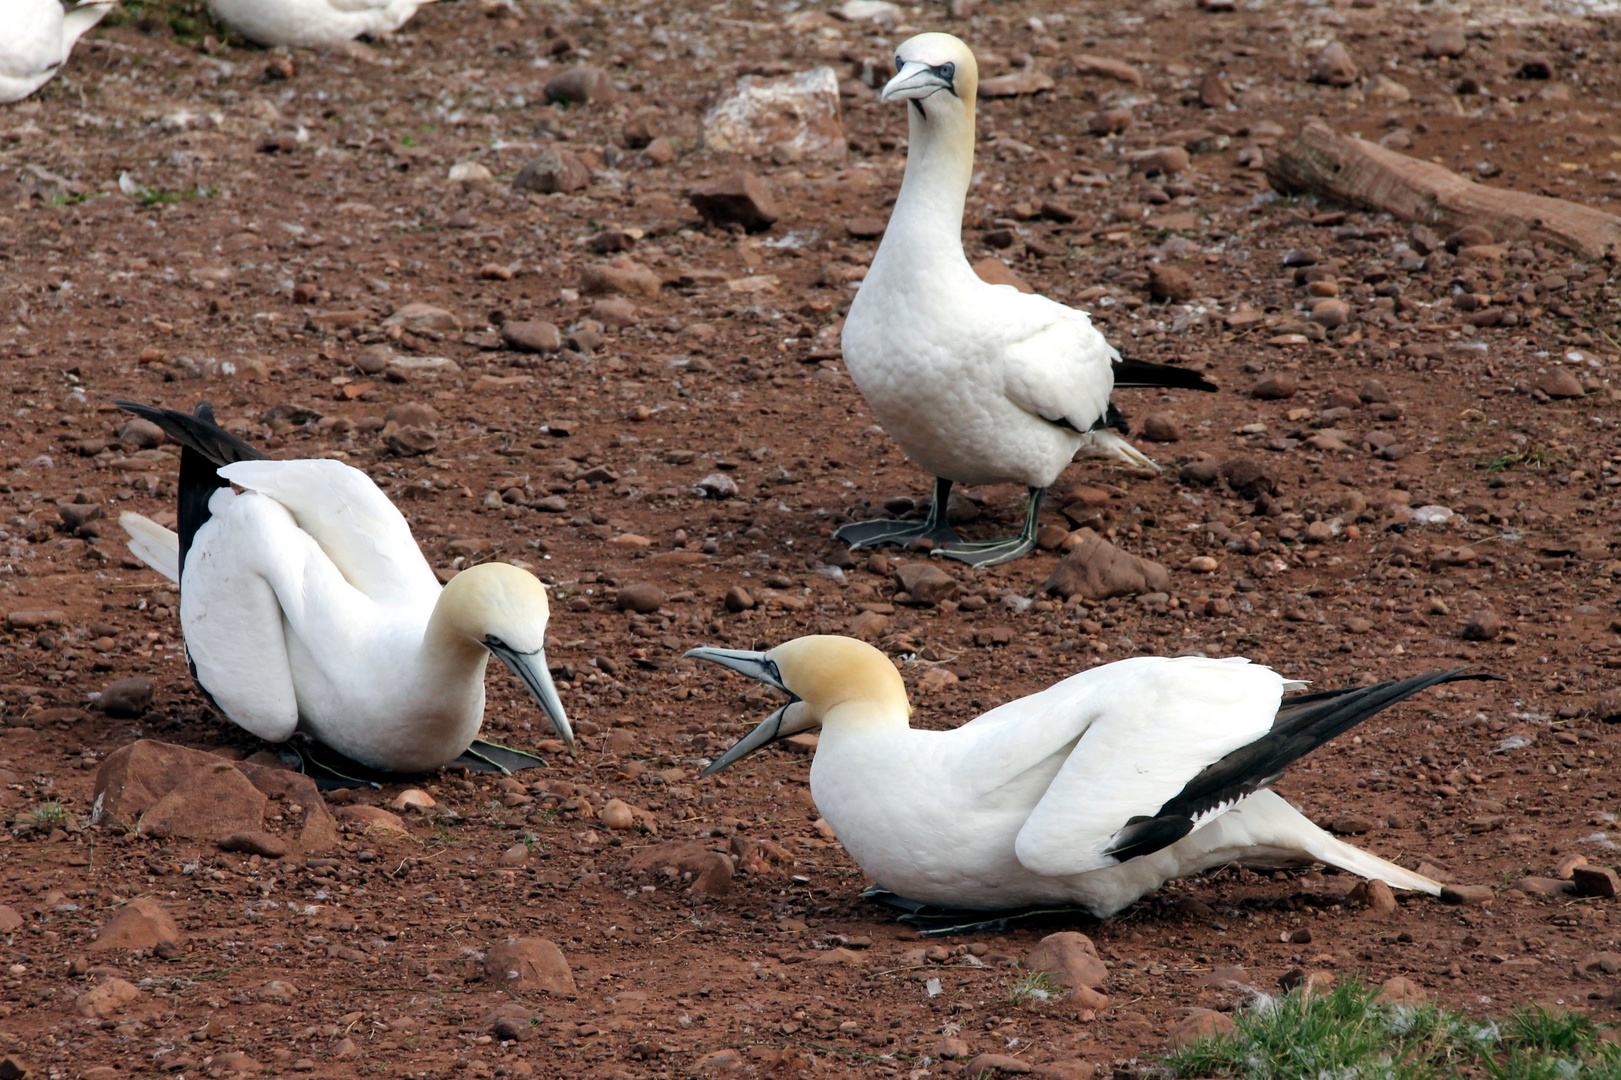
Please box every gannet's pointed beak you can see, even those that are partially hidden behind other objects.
[487,640,575,756]
[686,646,808,775]
[882,60,955,103]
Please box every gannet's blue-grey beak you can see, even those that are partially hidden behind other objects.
[486,639,575,756]
[686,646,798,775]
[882,60,956,103]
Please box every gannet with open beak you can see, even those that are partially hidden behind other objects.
[1,0,115,104]
[691,636,1488,916]
[838,33,1216,567]
[115,401,573,781]
[206,0,440,48]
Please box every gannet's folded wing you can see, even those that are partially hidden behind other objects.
[1012,657,1284,877]
[7,0,63,78]
[1000,307,1117,435]
[219,459,440,608]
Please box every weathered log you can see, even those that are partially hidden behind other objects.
[1267,120,1621,260]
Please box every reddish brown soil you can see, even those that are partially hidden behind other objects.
[2,0,1620,1076]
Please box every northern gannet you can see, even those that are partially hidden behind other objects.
[206,0,440,48]
[838,33,1216,567]
[115,401,573,782]
[1,0,115,104]
[691,636,1486,916]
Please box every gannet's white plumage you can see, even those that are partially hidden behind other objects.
[115,402,572,775]
[1,0,115,104]
[836,34,1214,566]
[206,0,439,47]
[692,637,1467,916]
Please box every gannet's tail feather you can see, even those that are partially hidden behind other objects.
[1075,429,1160,472]
[1112,357,1219,392]
[119,512,181,584]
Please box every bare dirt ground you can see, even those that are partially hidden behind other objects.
[2,0,1620,1075]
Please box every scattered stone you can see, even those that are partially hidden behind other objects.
[689,173,779,232]
[1025,932,1109,1009]
[1141,414,1181,442]
[1219,456,1277,498]
[1576,952,1621,977]
[1347,878,1399,916]
[0,907,21,933]
[1425,25,1467,58]
[390,789,435,812]
[893,563,958,606]
[1440,884,1494,906]
[0,1055,31,1080]
[1073,54,1143,85]
[1248,372,1297,399]
[1043,530,1169,601]
[218,831,288,858]
[500,321,562,353]
[616,583,666,614]
[544,65,618,106]
[1313,42,1358,87]
[95,677,154,718]
[1168,1008,1235,1049]
[1309,299,1350,329]
[590,298,638,329]
[1513,876,1575,897]
[1198,72,1232,108]
[846,217,886,240]
[116,417,166,449]
[1278,967,1335,995]
[384,426,438,457]
[138,762,268,840]
[625,840,735,896]
[77,977,143,1019]
[93,897,180,952]
[483,938,577,994]
[580,261,662,298]
[333,804,410,836]
[383,303,461,333]
[696,473,739,499]
[978,70,1054,98]
[964,1054,1031,1077]
[1461,610,1501,641]
[1147,264,1196,301]
[513,148,590,194]
[1087,108,1132,136]
[499,843,530,867]
[1572,865,1621,899]
[488,1003,538,1042]
[1126,146,1191,176]
[1533,368,1585,399]
[1374,976,1428,1005]
[702,67,846,162]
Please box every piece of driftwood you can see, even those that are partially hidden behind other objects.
[1267,120,1621,260]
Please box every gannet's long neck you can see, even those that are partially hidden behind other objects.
[405,596,492,750]
[880,99,977,270]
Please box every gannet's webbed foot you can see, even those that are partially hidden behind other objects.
[284,736,547,791]
[454,739,547,774]
[836,476,965,551]
[928,485,1043,568]
[863,886,1096,937]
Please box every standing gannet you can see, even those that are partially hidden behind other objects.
[1,0,115,104]
[838,33,1216,567]
[690,636,1489,916]
[114,400,573,782]
[206,0,440,47]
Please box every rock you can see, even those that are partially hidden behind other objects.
[1576,952,1621,976]
[622,107,666,148]
[1141,414,1181,442]
[978,70,1054,97]
[513,148,590,194]
[488,1003,537,1042]
[78,977,142,1019]
[1439,884,1494,906]
[1025,932,1109,1009]
[212,1052,261,1074]
[383,303,461,333]
[1425,25,1467,58]
[850,610,889,639]
[1330,814,1376,835]
[116,417,166,449]
[1087,108,1132,136]
[1357,878,1399,915]
[1513,876,1575,897]
[1147,264,1195,301]
[93,897,181,952]
[616,583,665,614]
[544,65,618,106]
[1572,866,1621,898]
[0,906,21,933]
[1219,456,1277,498]
[964,1054,1031,1077]
[1073,54,1143,85]
[334,804,410,836]
[1444,225,1494,252]
[483,938,577,994]
[701,67,846,163]
[1310,299,1350,329]
[93,741,227,826]
[696,473,738,499]
[384,426,438,457]
[0,1055,31,1080]
[4,609,65,630]
[1533,368,1585,399]
[390,789,435,812]
[1179,459,1221,486]
[218,831,288,858]
[139,761,268,840]
[1126,146,1190,176]
[1461,610,1501,641]
[1248,372,1297,399]
[641,136,675,165]
[845,217,886,240]
[971,257,1033,293]
[580,261,662,298]
[1278,967,1335,995]
[499,843,530,867]
[501,321,562,353]
[590,298,638,329]
[626,840,735,896]
[384,402,439,428]
[723,586,755,612]
[1375,976,1427,1005]
[1313,42,1358,87]
[1168,1008,1235,1049]
[95,677,154,718]
[689,173,779,232]
[601,799,637,831]
[1198,72,1232,108]
[893,563,957,606]
[1043,531,1168,602]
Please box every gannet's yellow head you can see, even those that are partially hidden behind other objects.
[438,562,573,753]
[687,635,910,775]
[883,32,978,120]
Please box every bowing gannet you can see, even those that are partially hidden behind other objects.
[691,636,1487,916]
[838,33,1216,567]
[114,400,573,781]
[206,0,440,48]
[2,0,115,104]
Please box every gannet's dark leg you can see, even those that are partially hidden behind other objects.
[930,486,1043,567]
[835,476,966,551]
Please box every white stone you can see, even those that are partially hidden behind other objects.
[702,67,847,163]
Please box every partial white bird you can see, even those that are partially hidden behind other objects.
[691,636,1488,917]
[115,400,573,783]
[1,0,116,104]
[207,0,439,48]
[839,33,1216,566]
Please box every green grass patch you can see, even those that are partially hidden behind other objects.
[101,0,226,44]
[138,186,216,206]
[1163,979,1621,1080]
[1475,447,1561,474]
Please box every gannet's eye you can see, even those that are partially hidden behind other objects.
[938,61,956,83]
[484,635,507,650]
[894,55,903,74]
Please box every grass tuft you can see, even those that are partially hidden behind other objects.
[1163,979,1621,1080]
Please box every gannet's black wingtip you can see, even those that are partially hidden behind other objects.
[1111,357,1219,393]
